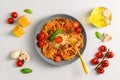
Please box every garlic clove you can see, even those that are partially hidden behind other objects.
[102,33,112,42]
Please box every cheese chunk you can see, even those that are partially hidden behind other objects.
[18,15,30,28]
[13,26,25,37]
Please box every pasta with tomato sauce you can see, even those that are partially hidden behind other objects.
[37,17,84,63]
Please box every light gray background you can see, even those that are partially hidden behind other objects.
[0,0,120,80]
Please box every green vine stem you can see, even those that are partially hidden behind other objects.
[95,49,110,70]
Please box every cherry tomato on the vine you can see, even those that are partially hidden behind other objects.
[99,45,107,52]
[91,58,99,65]
[101,60,109,67]
[106,51,114,58]
[97,66,105,74]
[96,51,104,58]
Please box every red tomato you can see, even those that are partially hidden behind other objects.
[16,60,24,67]
[54,56,62,63]
[7,18,14,24]
[99,45,107,52]
[75,27,82,33]
[37,41,45,48]
[11,12,18,18]
[97,66,105,74]
[91,58,99,65]
[54,36,63,44]
[106,51,114,58]
[96,52,104,58]
[101,60,109,67]
[37,32,46,41]
[73,21,80,28]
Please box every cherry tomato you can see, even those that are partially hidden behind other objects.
[54,56,62,63]
[54,36,63,44]
[7,18,14,24]
[106,51,114,58]
[11,12,18,18]
[91,58,99,65]
[16,60,24,67]
[73,21,80,28]
[75,27,82,33]
[101,60,109,67]
[96,52,104,58]
[37,41,45,48]
[37,32,46,41]
[99,45,107,52]
[97,66,105,74]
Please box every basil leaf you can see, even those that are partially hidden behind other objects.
[24,9,33,14]
[95,31,103,40]
[21,68,32,74]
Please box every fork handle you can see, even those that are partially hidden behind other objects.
[78,52,89,74]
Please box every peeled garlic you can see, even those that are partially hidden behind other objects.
[102,33,112,42]
[18,51,30,62]
[10,50,21,60]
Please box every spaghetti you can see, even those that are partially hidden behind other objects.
[38,17,84,62]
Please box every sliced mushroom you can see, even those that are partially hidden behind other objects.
[18,51,30,62]
[10,50,21,60]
